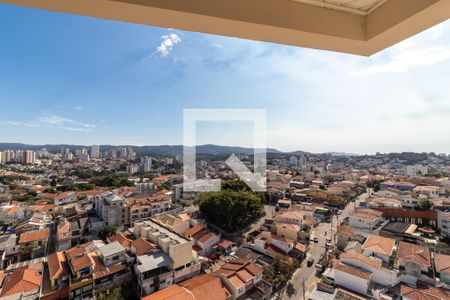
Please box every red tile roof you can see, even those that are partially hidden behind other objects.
[336,264,372,280]
[362,235,395,256]
[131,238,158,256]
[397,241,431,268]
[19,229,49,244]
[0,263,43,298]
[70,255,93,272]
[434,253,450,275]
[401,284,450,300]
[48,252,67,280]
[185,224,204,238]
[340,252,382,270]
[337,225,356,236]
[180,274,231,300]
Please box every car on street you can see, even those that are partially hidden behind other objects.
[307,258,314,267]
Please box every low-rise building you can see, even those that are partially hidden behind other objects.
[396,241,431,276]
[434,253,450,284]
[361,235,395,266]
[348,208,383,231]
[0,262,43,299]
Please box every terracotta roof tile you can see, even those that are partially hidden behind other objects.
[340,252,382,269]
[0,263,43,297]
[397,241,430,268]
[185,224,204,238]
[131,238,158,256]
[401,284,450,300]
[236,269,253,282]
[434,253,450,275]
[228,275,245,289]
[70,255,93,272]
[48,252,67,280]
[141,284,194,300]
[362,235,395,256]
[180,274,231,300]
[336,264,372,280]
[245,263,262,276]
[337,225,356,236]
[19,229,49,244]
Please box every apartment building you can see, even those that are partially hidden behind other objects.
[93,192,129,228]
[93,191,173,229]
[405,165,428,177]
[133,219,200,295]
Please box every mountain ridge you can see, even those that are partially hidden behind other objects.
[0,142,361,156]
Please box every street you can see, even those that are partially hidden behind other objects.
[281,192,368,300]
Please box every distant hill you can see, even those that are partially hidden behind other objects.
[0,143,282,156]
[326,151,361,157]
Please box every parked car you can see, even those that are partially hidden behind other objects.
[316,262,324,272]
[314,237,319,243]
[307,258,315,267]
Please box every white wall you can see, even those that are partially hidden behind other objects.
[335,269,369,296]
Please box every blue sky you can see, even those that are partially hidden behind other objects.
[1,4,450,154]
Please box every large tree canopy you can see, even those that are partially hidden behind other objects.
[197,190,263,232]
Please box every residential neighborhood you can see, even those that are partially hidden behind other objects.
[1,147,450,300]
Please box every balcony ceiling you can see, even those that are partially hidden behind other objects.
[292,0,388,15]
[2,0,450,56]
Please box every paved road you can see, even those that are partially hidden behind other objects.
[281,192,368,300]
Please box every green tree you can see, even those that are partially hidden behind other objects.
[196,190,263,232]
[221,179,251,192]
[263,254,298,286]
[97,286,122,300]
[98,226,117,240]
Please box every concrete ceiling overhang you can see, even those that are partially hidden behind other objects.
[2,0,450,56]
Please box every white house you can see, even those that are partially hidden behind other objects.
[348,208,383,231]
[335,264,372,296]
[362,235,395,266]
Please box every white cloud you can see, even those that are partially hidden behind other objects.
[0,120,39,128]
[1,113,95,132]
[349,46,450,75]
[194,20,450,153]
[156,33,181,57]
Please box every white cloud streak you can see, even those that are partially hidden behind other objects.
[156,33,181,57]
[1,113,95,132]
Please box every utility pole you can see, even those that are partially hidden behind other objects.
[302,278,306,300]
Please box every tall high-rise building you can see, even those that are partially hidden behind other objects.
[289,156,298,167]
[22,150,36,164]
[298,155,306,168]
[0,151,3,164]
[2,150,15,163]
[140,156,152,172]
[91,144,100,158]
[76,148,88,156]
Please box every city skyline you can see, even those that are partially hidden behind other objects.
[1,4,450,154]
